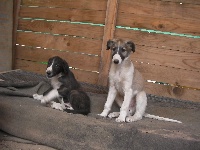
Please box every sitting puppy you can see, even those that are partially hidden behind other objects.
[33,56,90,115]
[99,39,182,123]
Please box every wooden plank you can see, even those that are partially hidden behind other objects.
[15,46,100,72]
[134,62,200,89]
[0,0,13,71]
[115,28,200,54]
[144,82,200,102]
[119,0,200,21]
[161,0,200,5]
[117,0,200,35]
[130,45,200,72]
[16,32,102,55]
[117,13,200,36]
[21,0,107,11]
[98,0,119,86]
[19,6,106,24]
[14,59,99,84]
[18,19,104,39]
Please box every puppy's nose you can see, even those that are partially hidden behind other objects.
[114,59,119,64]
[46,71,51,75]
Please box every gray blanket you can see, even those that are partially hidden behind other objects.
[0,79,123,150]
[0,81,50,97]
[0,71,199,150]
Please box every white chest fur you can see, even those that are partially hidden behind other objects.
[109,61,134,95]
[50,76,62,89]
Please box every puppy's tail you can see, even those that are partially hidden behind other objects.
[143,113,182,123]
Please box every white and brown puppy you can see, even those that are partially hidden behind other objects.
[33,56,90,115]
[99,39,182,123]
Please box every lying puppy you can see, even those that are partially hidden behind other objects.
[99,39,182,123]
[33,56,90,115]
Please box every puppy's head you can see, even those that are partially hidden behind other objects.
[106,39,135,64]
[46,56,69,78]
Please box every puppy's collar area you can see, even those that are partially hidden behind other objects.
[47,73,63,79]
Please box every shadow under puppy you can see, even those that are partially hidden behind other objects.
[33,56,90,115]
[99,39,182,123]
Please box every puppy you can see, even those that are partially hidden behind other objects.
[99,39,182,123]
[33,56,90,115]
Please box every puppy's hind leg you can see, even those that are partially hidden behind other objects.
[126,91,147,122]
[51,97,66,111]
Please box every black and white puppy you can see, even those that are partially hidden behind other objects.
[33,56,90,115]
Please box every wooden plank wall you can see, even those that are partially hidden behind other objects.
[13,0,200,102]
[14,0,107,84]
[115,0,200,102]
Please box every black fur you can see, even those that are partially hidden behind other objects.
[45,56,90,115]
[106,40,114,50]
[126,41,135,53]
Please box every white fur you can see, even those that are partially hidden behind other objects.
[50,74,62,89]
[33,94,43,101]
[112,53,122,64]
[41,89,59,103]
[51,101,66,111]
[65,103,74,110]
[46,60,53,73]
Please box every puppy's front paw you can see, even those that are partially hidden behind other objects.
[98,112,108,118]
[108,112,120,118]
[116,116,126,122]
[33,94,43,101]
[41,98,48,104]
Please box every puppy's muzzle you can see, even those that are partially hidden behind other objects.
[113,59,119,64]
[46,71,52,78]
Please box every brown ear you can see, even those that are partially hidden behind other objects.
[106,40,114,50]
[126,41,135,53]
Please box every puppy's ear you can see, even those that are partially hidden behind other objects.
[106,40,114,50]
[62,59,70,74]
[126,41,135,53]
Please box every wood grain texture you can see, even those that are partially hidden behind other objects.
[18,19,104,39]
[21,0,107,11]
[19,6,106,24]
[117,0,200,35]
[119,0,200,20]
[144,82,200,102]
[14,59,99,84]
[98,0,118,86]
[15,46,100,72]
[16,32,102,55]
[13,0,200,102]
[115,28,200,54]
[117,13,200,36]
[131,45,200,72]
[134,62,200,89]
[161,0,200,5]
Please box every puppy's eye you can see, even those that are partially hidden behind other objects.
[122,48,126,52]
[112,47,116,51]
[55,64,59,67]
